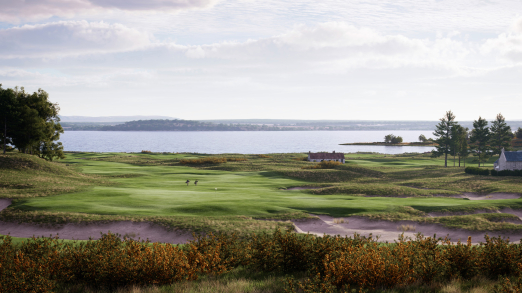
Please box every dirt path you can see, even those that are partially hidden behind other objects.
[0,199,194,243]
[293,214,522,244]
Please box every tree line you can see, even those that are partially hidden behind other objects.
[432,111,514,167]
[0,85,64,161]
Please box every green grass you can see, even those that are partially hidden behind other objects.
[2,151,522,233]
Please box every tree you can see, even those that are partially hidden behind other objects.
[469,117,490,167]
[391,136,403,144]
[418,134,427,143]
[489,113,512,156]
[0,85,19,154]
[432,111,457,167]
[384,134,395,144]
[515,127,522,139]
[1,86,64,161]
[451,124,468,167]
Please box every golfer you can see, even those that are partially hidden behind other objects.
[185,180,190,186]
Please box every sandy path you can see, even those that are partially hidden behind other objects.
[293,214,522,244]
[0,199,194,243]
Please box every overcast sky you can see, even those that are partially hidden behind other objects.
[1,0,522,120]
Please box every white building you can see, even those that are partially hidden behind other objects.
[494,149,522,171]
[307,151,345,163]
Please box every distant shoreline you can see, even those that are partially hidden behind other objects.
[340,142,437,146]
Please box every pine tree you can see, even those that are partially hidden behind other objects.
[432,111,457,167]
[489,113,512,156]
[451,124,468,167]
[470,117,490,167]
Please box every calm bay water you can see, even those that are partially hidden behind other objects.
[59,131,435,154]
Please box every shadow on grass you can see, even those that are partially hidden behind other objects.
[290,206,368,217]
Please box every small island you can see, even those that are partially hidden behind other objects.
[340,134,437,146]
[339,142,437,146]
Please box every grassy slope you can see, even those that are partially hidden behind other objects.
[2,151,522,233]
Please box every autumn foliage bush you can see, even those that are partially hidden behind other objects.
[3,230,522,292]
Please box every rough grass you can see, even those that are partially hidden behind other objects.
[0,153,108,198]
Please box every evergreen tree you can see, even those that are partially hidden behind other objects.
[489,113,512,156]
[516,127,522,139]
[470,117,490,167]
[432,111,457,167]
[451,124,468,167]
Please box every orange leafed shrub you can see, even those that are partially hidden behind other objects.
[3,230,522,292]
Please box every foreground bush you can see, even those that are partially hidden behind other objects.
[3,230,522,292]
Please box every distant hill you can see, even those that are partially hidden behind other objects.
[60,118,522,131]
[59,116,177,122]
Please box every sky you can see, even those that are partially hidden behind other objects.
[1,0,522,121]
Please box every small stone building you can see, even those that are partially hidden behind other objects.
[494,148,522,171]
[307,151,345,163]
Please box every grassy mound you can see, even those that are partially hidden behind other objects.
[0,153,106,199]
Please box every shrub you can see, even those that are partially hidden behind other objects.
[141,150,152,153]
[465,167,490,176]
[179,157,227,164]
[226,157,248,162]
[3,230,522,292]
[303,160,341,169]
[491,169,522,176]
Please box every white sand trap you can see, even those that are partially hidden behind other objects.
[0,221,195,244]
[0,199,12,211]
[293,214,522,244]
[451,193,521,200]
[0,199,194,243]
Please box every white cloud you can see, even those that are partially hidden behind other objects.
[481,17,522,63]
[0,21,151,58]
[0,0,220,23]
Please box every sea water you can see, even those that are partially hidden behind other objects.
[59,131,436,154]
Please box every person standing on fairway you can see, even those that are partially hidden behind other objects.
[194,180,199,186]
[185,180,190,186]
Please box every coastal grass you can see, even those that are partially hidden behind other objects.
[0,153,108,198]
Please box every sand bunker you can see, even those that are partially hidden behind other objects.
[293,214,522,244]
[0,198,193,243]
[0,199,12,211]
[451,193,521,200]
[0,221,195,244]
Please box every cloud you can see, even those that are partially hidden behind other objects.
[0,21,151,58]
[481,17,522,63]
[0,0,220,23]
[175,22,469,73]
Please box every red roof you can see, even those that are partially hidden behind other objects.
[309,153,345,160]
